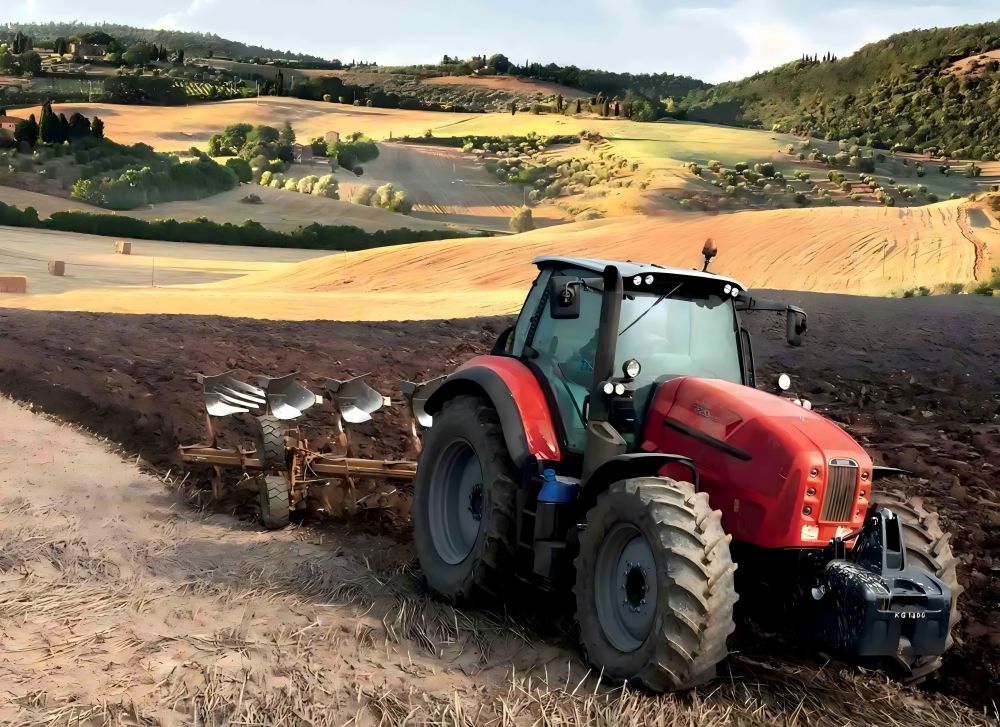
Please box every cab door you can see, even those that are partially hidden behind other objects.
[522,268,603,455]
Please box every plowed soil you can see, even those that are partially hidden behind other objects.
[0,290,997,719]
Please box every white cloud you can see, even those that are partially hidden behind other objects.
[153,0,216,31]
[712,19,813,81]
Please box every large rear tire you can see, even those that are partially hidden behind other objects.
[412,395,517,603]
[871,483,962,681]
[575,477,738,691]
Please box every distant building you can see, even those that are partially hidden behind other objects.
[291,143,314,163]
[0,115,25,137]
[68,42,108,59]
[324,131,340,144]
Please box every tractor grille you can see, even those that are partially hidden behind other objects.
[821,459,858,522]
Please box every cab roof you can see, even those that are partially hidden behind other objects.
[532,255,746,290]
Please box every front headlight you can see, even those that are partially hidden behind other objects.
[623,358,642,379]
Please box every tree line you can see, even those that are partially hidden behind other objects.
[4,102,105,148]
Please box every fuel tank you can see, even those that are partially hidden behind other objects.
[641,376,872,549]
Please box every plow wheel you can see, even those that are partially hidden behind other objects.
[575,477,738,691]
[255,416,287,471]
[258,474,290,530]
[871,483,962,682]
[412,396,516,603]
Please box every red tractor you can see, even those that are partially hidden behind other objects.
[412,251,959,690]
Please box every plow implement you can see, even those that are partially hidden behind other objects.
[180,371,438,528]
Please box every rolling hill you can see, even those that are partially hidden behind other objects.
[4,22,327,62]
[685,20,1000,159]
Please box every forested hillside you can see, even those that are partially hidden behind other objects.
[4,22,326,63]
[685,21,1000,158]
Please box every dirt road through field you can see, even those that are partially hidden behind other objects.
[0,396,560,725]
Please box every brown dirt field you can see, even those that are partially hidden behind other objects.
[945,49,1000,77]
[421,75,588,98]
[0,183,455,233]
[5,200,989,320]
[0,293,996,721]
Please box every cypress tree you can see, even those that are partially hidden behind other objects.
[69,112,90,139]
[58,113,69,144]
[91,116,105,139]
[39,101,57,144]
[15,114,39,147]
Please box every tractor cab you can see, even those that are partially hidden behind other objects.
[502,255,806,471]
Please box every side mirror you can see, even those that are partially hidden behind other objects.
[491,326,514,354]
[549,275,581,319]
[786,308,807,347]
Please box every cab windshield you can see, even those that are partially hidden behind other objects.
[527,273,743,453]
[615,286,743,386]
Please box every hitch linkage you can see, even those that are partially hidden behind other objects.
[812,508,951,660]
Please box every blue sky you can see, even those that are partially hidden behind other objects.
[7,1,1000,82]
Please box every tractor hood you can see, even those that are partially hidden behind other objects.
[641,376,873,549]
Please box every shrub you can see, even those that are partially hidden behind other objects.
[509,206,534,233]
[327,135,379,169]
[391,189,414,214]
[973,282,994,296]
[225,157,253,183]
[295,175,319,194]
[370,183,414,214]
[351,185,374,206]
[240,194,262,204]
[313,175,339,199]
[284,178,298,191]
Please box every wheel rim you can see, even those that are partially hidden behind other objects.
[594,523,658,652]
[429,439,485,565]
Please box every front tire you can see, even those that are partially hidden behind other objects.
[871,482,962,681]
[575,477,738,691]
[412,396,517,603]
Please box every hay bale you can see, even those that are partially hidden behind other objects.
[0,275,27,293]
[48,260,65,277]
[115,241,132,255]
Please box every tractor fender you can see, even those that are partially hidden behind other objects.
[575,453,699,516]
[425,355,563,467]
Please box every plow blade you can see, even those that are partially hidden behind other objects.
[401,376,447,428]
[259,372,321,420]
[201,372,266,417]
[326,375,388,424]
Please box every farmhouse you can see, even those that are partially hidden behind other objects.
[0,115,25,138]
[291,143,313,163]
[68,42,108,59]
